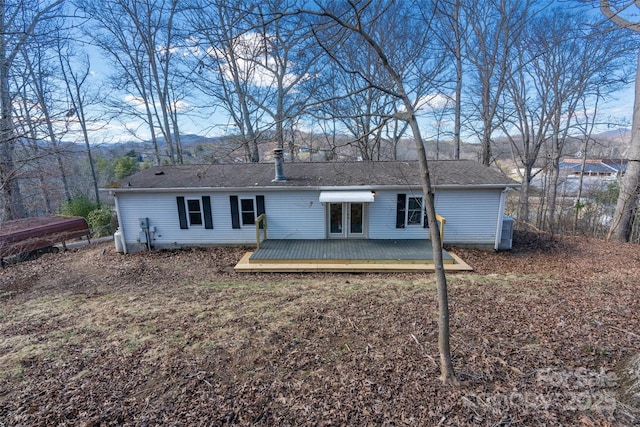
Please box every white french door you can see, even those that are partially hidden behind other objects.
[327,202,366,238]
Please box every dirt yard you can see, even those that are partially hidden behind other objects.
[1,232,639,426]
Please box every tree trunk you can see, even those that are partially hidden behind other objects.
[307,1,456,384]
[609,49,640,241]
[453,0,462,160]
[545,132,561,232]
[0,33,23,219]
[396,97,455,383]
[519,167,531,225]
[26,49,72,201]
[599,1,640,241]
[141,89,161,166]
[17,89,54,213]
[480,106,492,166]
[408,115,457,385]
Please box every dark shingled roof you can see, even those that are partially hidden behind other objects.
[114,160,519,191]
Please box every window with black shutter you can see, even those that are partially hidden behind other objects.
[230,195,265,228]
[396,193,426,228]
[177,196,213,229]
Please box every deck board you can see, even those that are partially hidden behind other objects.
[249,239,454,262]
[234,239,472,273]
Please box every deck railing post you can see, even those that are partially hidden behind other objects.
[255,214,267,248]
[435,214,446,247]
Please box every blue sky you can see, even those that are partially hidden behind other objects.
[76,1,638,146]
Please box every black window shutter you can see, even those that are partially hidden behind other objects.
[177,197,188,229]
[396,194,406,229]
[202,196,213,229]
[256,195,265,216]
[230,196,240,229]
[423,198,429,228]
[256,195,265,230]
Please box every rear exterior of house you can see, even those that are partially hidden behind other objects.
[109,160,519,253]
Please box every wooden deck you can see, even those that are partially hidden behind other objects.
[234,239,473,273]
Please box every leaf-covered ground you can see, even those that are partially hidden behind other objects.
[0,232,639,426]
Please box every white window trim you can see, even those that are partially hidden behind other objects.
[187,198,204,227]
[405,196,424,227]
[240,197,256,226]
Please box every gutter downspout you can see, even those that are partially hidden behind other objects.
[113,194,128,254]
[494,188,508,251]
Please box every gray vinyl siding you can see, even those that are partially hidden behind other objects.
[116,187,504,249]
[434,189,502,245]
[118,193,219,246]
[368,190,429,239]
[260,191,325,239]
[116,190,326,247]
[367,189,502,244]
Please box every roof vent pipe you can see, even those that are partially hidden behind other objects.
[272,148,287,182]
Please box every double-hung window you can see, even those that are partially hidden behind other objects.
[230,195,265,229]
[177,196,213,229]
[396,193,426,229]
[406,197,423,226]
[187,199,203,226]
[240,198,255,225]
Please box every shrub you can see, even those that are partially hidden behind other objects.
[59,195,98,219]
[88,206,117,237]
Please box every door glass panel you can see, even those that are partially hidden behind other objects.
[350,203,363,234]
[330,203,343,234]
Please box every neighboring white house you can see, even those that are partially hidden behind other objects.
[108,158,520,253]
[524,158,627,196]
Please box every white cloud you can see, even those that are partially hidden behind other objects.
[204,31,305,89]
[395,93,455,116]
[123,94,147,109]
[415,93,455,112]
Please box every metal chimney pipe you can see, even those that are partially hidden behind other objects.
[272,148,286,182]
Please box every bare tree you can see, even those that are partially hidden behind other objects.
[436,0,464,159]
[0,0,64,220]
[20,44,71,201]
[78,0,184,165]
[501,49,548,226]
[600,0,640,242]
[310,0,448,162]
[249,0,323,160]
[313,52,397,160]
[573,94,600,234]
[57,41,103,205]
[187,0,265,162]
[425,95,457,160]
[464,0,534,166]
[537,10,630,232]
[501,7,630,231]
[383,112,411,161]
[306,0,456,384]
[13,74,55,214]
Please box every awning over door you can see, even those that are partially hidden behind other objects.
[319,191,375,203]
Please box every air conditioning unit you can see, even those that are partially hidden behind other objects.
[498,216,514,250]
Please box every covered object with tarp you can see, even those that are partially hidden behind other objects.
[0,216,90,262]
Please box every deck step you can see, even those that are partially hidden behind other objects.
[234,252,473,273]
